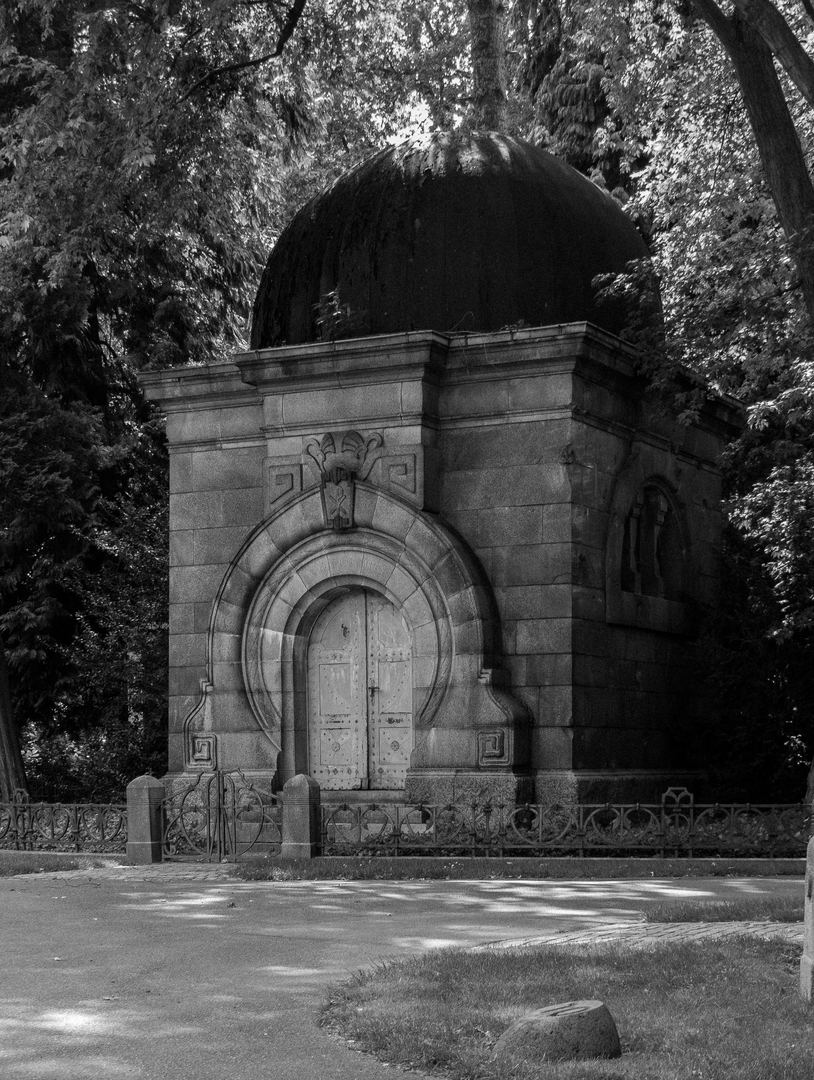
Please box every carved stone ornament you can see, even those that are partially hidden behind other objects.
[306,430,383,530]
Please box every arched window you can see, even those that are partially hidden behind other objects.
[621,484,684,601]
[607,476,693,635]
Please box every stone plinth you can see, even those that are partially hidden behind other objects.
[281,773,321,858]
[125,775,165,865]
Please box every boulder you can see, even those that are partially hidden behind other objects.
[493,999,621,1063]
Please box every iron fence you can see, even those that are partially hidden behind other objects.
[0,792,127,853]
[321,788,811,858]
[162,770,281,861]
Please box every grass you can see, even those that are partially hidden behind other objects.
[322,937,812,1079]
[231,854,803,882]
[640,895,804,923]
[0,851,124,876]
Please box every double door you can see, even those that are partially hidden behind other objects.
[307,590,412,790]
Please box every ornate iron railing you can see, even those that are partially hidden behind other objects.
[0,792,127,853]
[162,770,281,861]
[321,789,811,858]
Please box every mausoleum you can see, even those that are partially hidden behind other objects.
[142,130,740,805]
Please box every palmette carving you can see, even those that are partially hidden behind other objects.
[305,430,383,528]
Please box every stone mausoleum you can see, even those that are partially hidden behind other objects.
[142,131,740,805]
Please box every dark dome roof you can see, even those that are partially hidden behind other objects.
[250,131,650,348]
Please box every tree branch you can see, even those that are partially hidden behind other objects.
[689,0,737,51]
[732,0,814,112]
[177,0,307,104]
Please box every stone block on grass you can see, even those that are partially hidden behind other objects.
[493,999,621,1063]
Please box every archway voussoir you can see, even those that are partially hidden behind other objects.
[372,497,415,540]
[269,499,312,551]
[274,575,307,612]
[258,626,284,664]
[300,490,325,532]
[413,622,439,658]
[453,618,484,657]
[431,552,469,600]
[361,552,395,586]
[327,549,366,579]
[353,486,379,526]
[404,518,450,570]
[413,655,435,690]
[220,563,255,612]
[215,599,245,636]
[387,565,419,603]
[402,589,434,631]
[446,586,479,627]
[240,526,283,582]
[296,555,334,591]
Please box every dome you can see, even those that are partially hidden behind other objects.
[250,131,650,348]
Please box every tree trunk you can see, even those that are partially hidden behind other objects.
[0,641,27,801]
[731,0,814,112]
[692,0,814,324]
[466,0,508,130]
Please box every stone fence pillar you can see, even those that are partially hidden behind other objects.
[126,774,165,865]
[801,835,814,1001]
[281,774,321,859]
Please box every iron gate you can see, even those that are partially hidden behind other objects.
[162,770,281,861]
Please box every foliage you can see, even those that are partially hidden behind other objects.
[510,1,814,798]
[0,851,120,876]
[0,389,169,799]
[3,0,814,799]
[0,0,480,798]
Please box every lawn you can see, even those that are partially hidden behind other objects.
[322,937,812,1079]
[0,851,123,876]
[641,894,804,923]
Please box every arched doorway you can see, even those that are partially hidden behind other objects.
[306,591,414,794]
[307,589,412,790]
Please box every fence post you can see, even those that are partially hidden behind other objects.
[801,834,814,1001]
[281,774,321,859]
[126,775,165,865]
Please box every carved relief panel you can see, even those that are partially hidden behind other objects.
[264,430,428,518]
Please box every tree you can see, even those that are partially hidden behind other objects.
[690,0,814,325]
[467,0,509,129]
[510,1,814,798]
[0,644,26,800]
[0,0,315,796]
[0,0,478,797]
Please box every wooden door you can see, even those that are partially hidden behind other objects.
[307,591,412,790]
[366,593,412,789]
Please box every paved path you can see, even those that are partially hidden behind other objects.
[478,917,804,950]
[0,863,804,1080]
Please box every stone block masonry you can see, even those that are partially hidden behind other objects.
[141,324,740,804]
